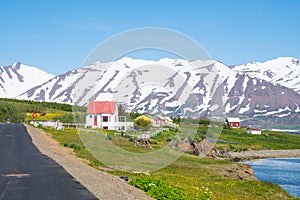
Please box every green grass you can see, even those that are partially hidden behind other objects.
[43,127,106,168]
[216,127,300,151]
[178,123,300,151]
[39,126,298,200]
[112,154,294,200]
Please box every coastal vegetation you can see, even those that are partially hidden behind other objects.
[1,98,299,199]
[40,126,300,199]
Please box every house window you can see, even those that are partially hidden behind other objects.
[103,116,108,122]
[89,115,92,118]
[103,126,108,130]
[119,116,125,122]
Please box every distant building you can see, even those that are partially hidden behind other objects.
[153,115,177,128]
[85,101,133,131]
[247,128,262,135]
[135,114,177,128]
[225,117,241,128]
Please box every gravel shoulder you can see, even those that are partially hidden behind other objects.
[24,124,153,200]
[229,149,300,160]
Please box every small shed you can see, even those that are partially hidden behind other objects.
[247,128,261,135]
[225,117,241,128]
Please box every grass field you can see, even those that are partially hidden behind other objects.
[6,97,297,199]
[40,126,299,200]
[216,127,300,152]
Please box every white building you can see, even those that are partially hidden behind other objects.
[85,101,133,131]
[247,128,262,135]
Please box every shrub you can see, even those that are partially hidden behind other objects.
[135,117,152,127]
[129,177,186,200]
[149,140,158,144]
[69,142,82,150]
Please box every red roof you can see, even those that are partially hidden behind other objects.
[248,128,261,131]
[87,101,117,114]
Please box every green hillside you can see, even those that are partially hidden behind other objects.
[0,98,86,123]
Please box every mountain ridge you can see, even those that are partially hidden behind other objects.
[2,57,300,121]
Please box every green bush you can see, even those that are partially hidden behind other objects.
[129,177,186,200]
[69,142,82,150]
[149,140,158,144]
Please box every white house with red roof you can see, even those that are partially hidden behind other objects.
[85,101,133,131]
[247,128,262,135]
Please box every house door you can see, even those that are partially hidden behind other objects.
[94,116,98,126]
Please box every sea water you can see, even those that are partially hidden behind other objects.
[244,158,300,198]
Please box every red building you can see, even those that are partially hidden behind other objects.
[225,117,241,128]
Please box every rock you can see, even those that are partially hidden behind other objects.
[178,139,214,157]
[134,139,152,149]
[221,164,255,180]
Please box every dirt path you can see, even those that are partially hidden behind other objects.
[24,124,153,200]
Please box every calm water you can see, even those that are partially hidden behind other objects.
[244,158,300,198]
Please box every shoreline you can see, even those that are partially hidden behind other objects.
[228,149,300,161]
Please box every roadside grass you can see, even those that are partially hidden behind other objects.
[39,126,298,200]
[43,127,106,168]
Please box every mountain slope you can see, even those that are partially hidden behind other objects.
[0,62,55,98]
[232,57,300,93]
[16,57,300,118]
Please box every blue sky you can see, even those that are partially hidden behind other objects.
[1,0,300,74]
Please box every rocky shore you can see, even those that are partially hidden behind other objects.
[229,149,300,161]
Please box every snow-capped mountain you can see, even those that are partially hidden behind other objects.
[232,57,300,93]
[16,57,300,119]
[0,62,55,98]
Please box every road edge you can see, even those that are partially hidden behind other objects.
[24,124,153,200]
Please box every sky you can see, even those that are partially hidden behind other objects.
[1,0,300,74]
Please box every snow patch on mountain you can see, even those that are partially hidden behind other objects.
[0,62,54,98]
[232,57,300,93]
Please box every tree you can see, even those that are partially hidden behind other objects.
[134,116,152,130]
[118,104,126,116]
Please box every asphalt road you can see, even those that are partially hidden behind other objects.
[0,123,97,200]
